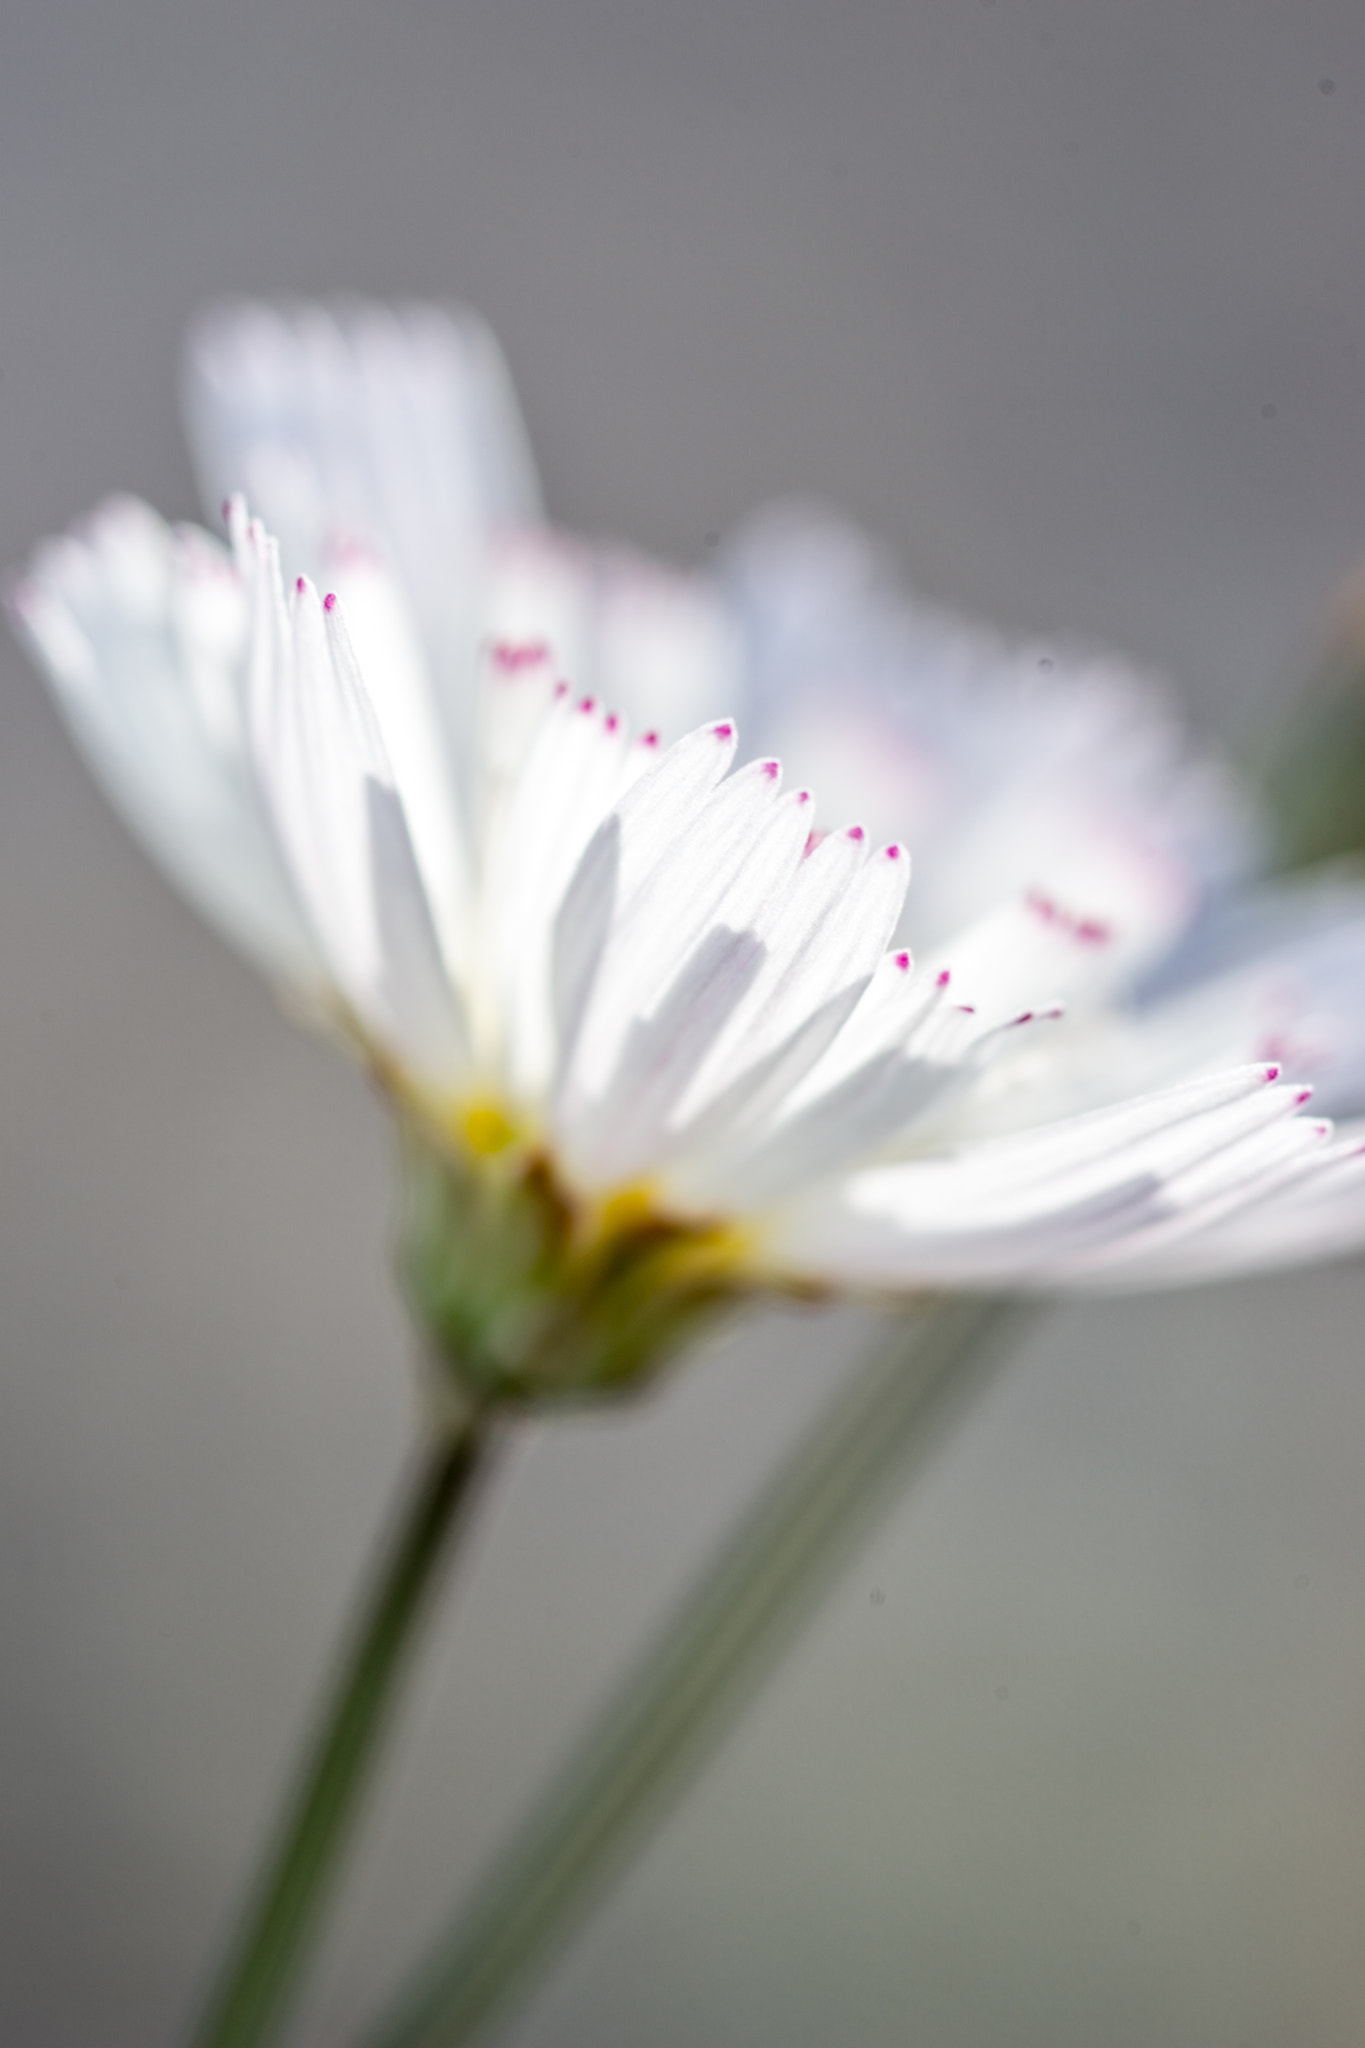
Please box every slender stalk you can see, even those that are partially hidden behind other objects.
[191,1410,495,2048]
[362,1294,1032,2048]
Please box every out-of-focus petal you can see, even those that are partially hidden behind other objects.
[1135,866,1365,1116]
[486,529,743,742]
[8,496,322,991]
[722,504,1255,962]
[185,298,539,566]
[184,299,541,770]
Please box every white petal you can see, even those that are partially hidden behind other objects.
[762,1067,1311,1288]
[658,828,914,1200]
[482,532,594,689]
[1064,1119,1365,1286]
[1136,868,1365,1116]
[184,299,540,771]
[185,299,539,566]
[724,504,1253,955]
[965,872,1365,1150]
[474,683,639,1094]
[1050,1116,1340,1283]
[556,729,825,1182]
[678,828,909,1110]
[920,891,1114,1027]
[670,961,963,1212]
[311,532,471,981]
[551,717,742,1071]
[590,547,744,738]
[485,529,743,744]
[9,497,321,989]
[238,519,466,1086]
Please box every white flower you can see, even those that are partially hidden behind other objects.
[12,298,1365,1401]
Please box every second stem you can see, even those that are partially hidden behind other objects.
[364,1293,1029,2048]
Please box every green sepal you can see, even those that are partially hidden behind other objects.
[395,1120,751,1409]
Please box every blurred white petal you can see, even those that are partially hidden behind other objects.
[8,497,321,990]
[722,503,1254,963]
[486,530,742,739]
[184,299,541,775]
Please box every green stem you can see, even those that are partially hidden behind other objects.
[191,1410,495,2048]
[362,1294,1032,2048]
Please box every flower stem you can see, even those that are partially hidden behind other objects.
[361,1294,1031,2048]
[190,1410,495,2048]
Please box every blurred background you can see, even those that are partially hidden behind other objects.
[4,2,1365,2042]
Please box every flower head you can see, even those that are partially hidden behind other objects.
[13,301,1365,1404]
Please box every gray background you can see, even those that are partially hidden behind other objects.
[4,3,1365,2043]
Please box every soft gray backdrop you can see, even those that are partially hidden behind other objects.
[4,4,1365,2043]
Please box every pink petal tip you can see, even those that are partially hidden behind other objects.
[1026,888,1111,946]
[491,640,549,673]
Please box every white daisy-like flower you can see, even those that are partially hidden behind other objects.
[12,303,1365,1403]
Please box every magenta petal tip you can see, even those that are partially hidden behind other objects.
[492,640,549,673]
